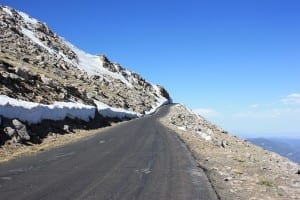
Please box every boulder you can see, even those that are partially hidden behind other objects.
[8,73,23,80]
[4,127,16,137]
[15,67,30,80]
[12,119,30,141]
[221,140,228,148]
[12,135,21,144]
[40,74,57,87]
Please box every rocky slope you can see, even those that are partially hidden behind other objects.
[160,104,300,200]
[0,5,170,113]
[0,5,170,145]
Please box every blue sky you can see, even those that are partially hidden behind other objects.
[2,0,300,138]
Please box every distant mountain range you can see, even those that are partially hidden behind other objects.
[247,137,300,163]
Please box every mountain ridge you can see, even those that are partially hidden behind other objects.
[248,137,300,163]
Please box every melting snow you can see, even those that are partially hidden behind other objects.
[94,100,141,119]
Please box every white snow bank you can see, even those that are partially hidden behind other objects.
[0,94,169,125]
[94,101,141,119]
[0,95,95,124]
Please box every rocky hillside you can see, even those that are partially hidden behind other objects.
[0,5,170,146]
[0,5,170,114]
[160,104,300,200]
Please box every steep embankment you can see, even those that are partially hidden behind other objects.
[159,104,300,200]
[0,5,171,148]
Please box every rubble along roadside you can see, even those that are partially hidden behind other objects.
[159,104,300,200]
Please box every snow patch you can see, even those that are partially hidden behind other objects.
[145,85,169,114]
[2,6,13,16]
[18,10,38,25]
[94,100,141,119]
[178,126,187,131]
[21,27,54,54]
[0,95,95,124]
[64,41,132,86]
[197,131,212,141]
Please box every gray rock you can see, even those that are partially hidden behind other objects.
[224,177,232,182]
[8,73,23,80]
[4,127,16,137]
[58,92,65,100]
[15,67,30,80]
[12,135,21,144]
[12,119,30,141]
[40,75,57,87]
[221,140,228,148]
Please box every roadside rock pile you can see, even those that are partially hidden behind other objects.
[160,104,300,200]
[168,105,226,144]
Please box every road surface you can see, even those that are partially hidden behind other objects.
[0,105,218,200]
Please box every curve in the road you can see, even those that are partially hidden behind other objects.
[0,105,218,200]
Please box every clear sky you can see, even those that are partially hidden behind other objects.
[2,0,300,138]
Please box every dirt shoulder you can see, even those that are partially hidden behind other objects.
[159,104,300,200]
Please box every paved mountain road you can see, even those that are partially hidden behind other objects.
[0,105,218,200]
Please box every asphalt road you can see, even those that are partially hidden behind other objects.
[0,105,218,200]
